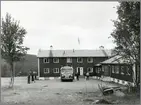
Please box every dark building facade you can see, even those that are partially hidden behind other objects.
[37,49,112,78]
[94,55,136,85]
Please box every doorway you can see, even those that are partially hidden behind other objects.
[77,67,83,75]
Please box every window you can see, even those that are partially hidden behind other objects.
[77,58,83,63]
[96,68,98,73]
[87,67,93,73]
[44,68,50,73]
[115,66,119,74]
[43,58,49,63]
[98,68,100,73]
[102,66,104,72]
[67,58,72,63]
[120,66,125,75]
[87,58,93,63]
[53,58,59,63]
[126,66,131,76]
[112,66,115,73]
[53,68,59,73]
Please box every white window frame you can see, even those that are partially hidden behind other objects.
[87,58,93,63]
[126,66,131,76]
[102,66,104,72]
[120,66,124,75]
[44,68,50,74]
[67,58,72,63]
[98,68,100,73]
[53,58,59,63]
[77,57,83,63]
[112,66,115,73]
[43,58,49,63]
[96,68,97,73]
[115,66,119,74]
[53,68,59,73]
[87,67,93,73]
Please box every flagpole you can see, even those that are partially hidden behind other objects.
[78,37,80,49]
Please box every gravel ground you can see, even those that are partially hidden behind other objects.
[1,77,140,105]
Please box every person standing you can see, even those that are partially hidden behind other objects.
[84,72,86,79]
[76,72,79,81]
[34,71,37,80]
[86,72,90,80]
[31,70,35,83]
[27,71,31,84]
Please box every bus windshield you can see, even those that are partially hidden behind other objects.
[61,68,73,74]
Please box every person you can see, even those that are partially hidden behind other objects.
[27,72,31,84]
[76,72,79,81]
[31,70,35,83]
[84,72,86,79]
[34,71,37,80]
[86,72,90,80]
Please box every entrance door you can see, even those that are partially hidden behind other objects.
[77,67,83,75]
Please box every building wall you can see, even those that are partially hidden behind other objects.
[101,64,133,82]
[95,66,103,77]
[39,57,108,77]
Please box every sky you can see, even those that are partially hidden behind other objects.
[1,1,119,55]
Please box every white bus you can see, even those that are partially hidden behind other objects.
[60,66,74,82]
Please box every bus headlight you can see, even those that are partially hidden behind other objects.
[61,74,65,78]
[69,75,73,78]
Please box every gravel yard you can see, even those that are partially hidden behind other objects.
[1,77,140,105]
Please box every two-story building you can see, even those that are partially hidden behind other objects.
[37,48,112,78]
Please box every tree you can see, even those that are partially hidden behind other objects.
[111,2,140,88]
[1,64,8,77]
[1,13,29,87]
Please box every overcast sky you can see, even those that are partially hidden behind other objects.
[1,1,119,55]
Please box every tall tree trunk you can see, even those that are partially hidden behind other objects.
[136,64,140,91]
[9,62,14,88]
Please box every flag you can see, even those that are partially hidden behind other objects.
[78,37,80,45]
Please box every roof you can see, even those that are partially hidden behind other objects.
[61,66,73,69]
[37,49,113,58]
[100,55,130,64]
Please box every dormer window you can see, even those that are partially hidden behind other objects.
[53,58,59,63]
[43,58,49,63]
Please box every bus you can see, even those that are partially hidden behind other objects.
[60,66,74,82]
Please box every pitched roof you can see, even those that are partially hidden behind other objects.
[37,49,112,57]
[100,55,130,64]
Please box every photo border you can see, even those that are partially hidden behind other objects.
[0,0,140,105]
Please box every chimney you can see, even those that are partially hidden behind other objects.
[73,49,75,52]
[49,45,53,57]
[50,45,53,50]
[99,46,109,57]
[38,49,41,52]
[63,51,65,55]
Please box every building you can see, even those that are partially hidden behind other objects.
[96,55,136,85]
[37,48,112,78]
